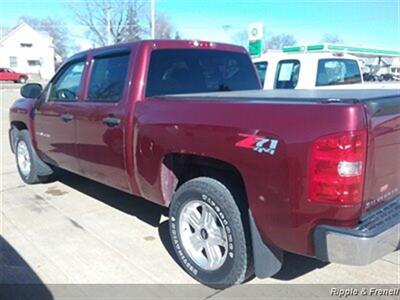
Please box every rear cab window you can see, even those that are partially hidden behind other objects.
[254,62,268,86]
[146,49,260,97]
[275,60,300,89]
[316,59,361,86]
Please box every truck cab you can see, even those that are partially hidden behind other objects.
[253,52,365,89]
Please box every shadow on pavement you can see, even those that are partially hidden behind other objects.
[57,170,168,227]
[0,236,53,299]
[57,170,328,282]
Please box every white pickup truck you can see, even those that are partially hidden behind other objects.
[253,52,397,89]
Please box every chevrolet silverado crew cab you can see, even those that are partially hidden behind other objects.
[9,40,400,288]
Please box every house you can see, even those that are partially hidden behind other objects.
[0,22,55,79]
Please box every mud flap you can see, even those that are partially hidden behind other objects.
[249,210,283,278]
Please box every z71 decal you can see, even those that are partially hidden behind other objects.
[235,133,279,155]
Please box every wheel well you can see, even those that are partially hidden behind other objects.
[11,121,28,131]
[161,154,248,211]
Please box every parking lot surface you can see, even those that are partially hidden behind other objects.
[1,87,399,298]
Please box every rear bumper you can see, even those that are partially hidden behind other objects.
[314,195,400,265]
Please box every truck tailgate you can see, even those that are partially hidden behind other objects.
[363,95,400,213]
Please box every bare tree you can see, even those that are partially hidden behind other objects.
[231,29,248,47]
[67,0,145,46]
[146,12,176,39]
[20,17,73,59]
[265,34,297,50]
[320,33,344,44]
[154,12,173,39]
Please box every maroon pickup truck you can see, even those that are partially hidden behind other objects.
[9,40,400,288]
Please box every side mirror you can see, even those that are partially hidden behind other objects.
[20,83,43,99]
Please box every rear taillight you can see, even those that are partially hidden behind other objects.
[309,130,367,205]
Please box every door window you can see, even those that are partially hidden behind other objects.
[49,61,85,101]
[275,60,300,89]
[87,54,130,102]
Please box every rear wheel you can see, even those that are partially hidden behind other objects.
[169,177,252,289]
[17,77,27,84]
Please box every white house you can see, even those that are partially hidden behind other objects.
[0,22,55,79]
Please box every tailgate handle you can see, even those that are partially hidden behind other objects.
[60,113,74,122]
[103,117,120,127]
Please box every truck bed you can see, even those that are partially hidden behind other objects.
[157,89,400,104]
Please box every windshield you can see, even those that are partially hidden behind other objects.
[316,59,361,86]
[146,49,260,97]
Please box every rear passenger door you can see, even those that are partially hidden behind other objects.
[76,50,131,192]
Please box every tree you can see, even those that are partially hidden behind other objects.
[68,0,145,46]
[265,34,297,50]
[153,12,174,39]
[320,33,344,44]
[20,17,73,59]
[146,11,177,39]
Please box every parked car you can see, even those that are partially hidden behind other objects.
[253,52,365,89]
[0,68,29,83]
[9,40,400,288]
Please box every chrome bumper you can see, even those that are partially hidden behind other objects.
[314,195,400,265]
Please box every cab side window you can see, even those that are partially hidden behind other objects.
[316,59,361,86]
[49,61,85,101]
[275,60,300,89]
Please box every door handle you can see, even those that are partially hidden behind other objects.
[103,117,121,127]
[60,113,74,122]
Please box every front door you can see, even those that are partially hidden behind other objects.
[33,60,86,172]
[76,51,131,191]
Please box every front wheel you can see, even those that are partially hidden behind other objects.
[15,130,50,184]
[169,177,252,288]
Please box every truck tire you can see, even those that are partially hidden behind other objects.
[169,177,252,289]
[15,129,51,184]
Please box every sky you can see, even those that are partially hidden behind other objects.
[1,0,399,53]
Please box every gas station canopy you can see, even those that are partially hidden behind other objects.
[283,44,400,57]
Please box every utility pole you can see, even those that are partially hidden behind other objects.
[151,0,155,39]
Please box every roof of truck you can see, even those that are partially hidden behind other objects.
[67,40,247,61]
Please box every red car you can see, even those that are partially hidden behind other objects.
[0,68,28,83]
[8,40,400,288]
